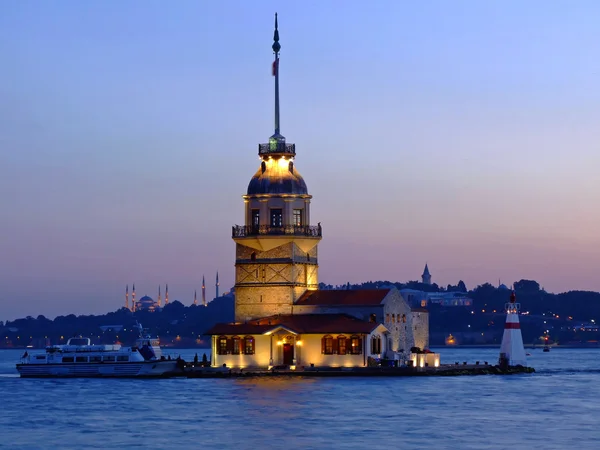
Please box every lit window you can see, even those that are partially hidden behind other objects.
[252,210,260,228]
[232,336,241,355]
[218,336,228,355]
[350,335,362,355]
[322,335,333,354]
[270,209,283,227]
[293,209,303,226]
[243,336,255,355]
[392,314,396,323]
[338,336,347,355]
[402,314,407,323]
[386,314,390,323]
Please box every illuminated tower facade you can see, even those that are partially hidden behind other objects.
[157,285,162,307]
[165,284,169,305]
[232,14,322,322]
[125,285,129,310]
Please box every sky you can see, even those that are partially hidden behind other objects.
[1,1,599,320]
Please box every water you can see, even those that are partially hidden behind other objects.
[0,347,598,449]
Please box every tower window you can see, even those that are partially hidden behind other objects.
[251,252,256,261]
[252,210,260,228]
[270,209,283,227]
[261,161,266,173]
[293,209,303,226]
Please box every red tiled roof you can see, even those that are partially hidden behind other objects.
[295,289,390,306]
[205,314,380,335]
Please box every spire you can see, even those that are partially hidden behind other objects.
[132,284,136,312]
[125,284,129,311]
[165,284,169,305]
[202,275,206,307]
[216,272,220,299]
[157,285,162,307]
[272,12,281,137]
[194,290,198,306]
[258,13,295,159]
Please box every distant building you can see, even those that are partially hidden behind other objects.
[421,264,432,285]
[135,295,160,312]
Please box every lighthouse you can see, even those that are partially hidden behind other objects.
[499,291,527,367]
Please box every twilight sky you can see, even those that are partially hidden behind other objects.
[1,1,600,319]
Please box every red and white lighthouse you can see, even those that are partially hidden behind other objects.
[499,291,527,367]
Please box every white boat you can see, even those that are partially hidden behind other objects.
[16,331,180,378]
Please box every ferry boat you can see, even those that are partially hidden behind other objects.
[16,328,180,378]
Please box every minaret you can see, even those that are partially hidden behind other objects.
[202,275,206,307]
[422,264,432,285]
[499,291,527,367]
[165,284,169,305]
[132,284,136,312]
[157,285,162,307]
[216,272,219,299]
[231,14,322,322]
[125,285,129,311]
[193,290,198,306]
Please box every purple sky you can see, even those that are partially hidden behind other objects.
[1,1,600,319]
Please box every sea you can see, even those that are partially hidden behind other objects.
[0,347,598,450]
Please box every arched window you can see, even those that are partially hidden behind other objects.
[337,335,347,355]
[217,336,229,355]
[322,335,334,355]
[350,335,362,355]
[371,335,381,355]
[243,336,255,355]
[392,314,396,323]
[386,314,390,323]
[250,252,256,261]
[402,314,407,323]
[232,336,241,355]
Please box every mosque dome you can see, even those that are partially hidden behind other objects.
[138,296,155,304]
[498,284,509,291]
[247,158,308,195]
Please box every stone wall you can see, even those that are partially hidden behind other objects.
[412,310,430,350]
[234,242,319,322]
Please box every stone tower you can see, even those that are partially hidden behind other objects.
[232,14,322,322]
[422,264,431,285]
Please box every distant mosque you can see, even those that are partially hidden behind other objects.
[124,273,221,312]
[206,16,431,369]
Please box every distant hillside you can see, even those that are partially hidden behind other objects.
[0,296,234,349]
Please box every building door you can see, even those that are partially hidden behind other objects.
[283,343,294,365]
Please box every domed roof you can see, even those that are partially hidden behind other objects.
[139,296,154,303]
[247,158,308,195]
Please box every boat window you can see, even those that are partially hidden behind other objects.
[103,356,115,362]
[90,356,102,362]
[62,357,74,363]
[76,356,88,363]
[117,356,129,362]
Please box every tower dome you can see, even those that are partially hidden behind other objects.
[247,158,308,195]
